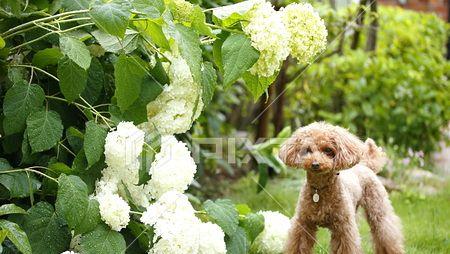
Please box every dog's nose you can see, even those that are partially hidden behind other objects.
[311,162,320,169]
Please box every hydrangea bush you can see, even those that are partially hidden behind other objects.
[0,0,326,253]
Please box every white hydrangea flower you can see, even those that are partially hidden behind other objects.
[104,121,145,167]
[148,223,199,254]
[97,192,130,231]
[147,135,196,198]
[60,251,78,254]
[253,211,291,254]
[281,3,327,64]
[140,191,198,235]
[146,55,203,135]
[197,222,227,254]
[242,0,290,77]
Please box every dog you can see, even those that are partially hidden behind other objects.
[279,122,404,254]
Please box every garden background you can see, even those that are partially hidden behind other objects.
[0,0,449,253]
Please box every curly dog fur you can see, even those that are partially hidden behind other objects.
[279,122,404,254]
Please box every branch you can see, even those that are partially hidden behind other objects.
[351,0,368,50]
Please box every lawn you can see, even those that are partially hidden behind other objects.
[223,171,450,253]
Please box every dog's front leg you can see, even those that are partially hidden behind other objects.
[285,219,317,254]
[329,217,362,254]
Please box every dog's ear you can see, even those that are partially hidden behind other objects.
[279,137,300,167]
[333,128,365,170]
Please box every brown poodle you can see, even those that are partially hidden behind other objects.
[279,122,404,254]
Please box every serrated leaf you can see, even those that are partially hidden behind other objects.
[201,62,217,105]
[81,57,104,105]
[240,213,264,243]
[90,3,130,38]
[0,158,41,199]
[226,227,249,254]
[59,36,91,70]
[132,0,164,19]
[191,5,214,37]
[62,0,90,11]
[133,19,169,49]
[92,29,139,54]
[75,199,101,235]
[80,224,126,254]
[18,202,71,254]
[84,121,107,167]
[243,72,277,101]
[3,81,45,134]
[0,204,27,217]
[0,220,31,254]
[72,148,88,171]
[55,174,89,231]
[204,199,239,235]
[114,54,147,111]
[32,48,63,68]
[222,34,259,88]
[26,110,63,153]
[164,23,202,84]
[66,127,84,154]
[57,56,88,102]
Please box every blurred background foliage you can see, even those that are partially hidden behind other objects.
[191,0,450,184]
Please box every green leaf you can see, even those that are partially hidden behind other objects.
[55,174,89,231]
[80,224,126,254]
[222,34,259,88]
[0,158,41,199]
[114,54,147,111]
[203,199,239,235]
[66,127,84,154]
[191,5,214,37]
[92,29,139,54]
[225,227,249,254]
[257,163,268,193]
[62,0,90,11]
[243,72,277,101]
[90,3,130,38]
[82,57,104,105]
[0,204,27,217]
[240,213,264,243]
[132,0,164,19]
[75,199,101,235]
[26,110,63,153]
[57,56,88,102]
[59,36,91,70]
[201,62,217,106]
[0,220,31,254]
[72,148,88,171]
[0,36,5,49]
[19,202,71,254]
[3,81,45,135]
[133,19,170,49]
[84,121,107,167]
[138,129,161,185]
[164,23,202,84]
[32,48,63,68]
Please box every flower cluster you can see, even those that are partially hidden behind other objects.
[281,3,328,64]
[147,135,197,199]
[141,191,226,254]
[94,122,146,231]
[242,0,290,77]
[239,0,327,77]
[60,251,78,254]
[253,211,291,254]
[145,54,203,135]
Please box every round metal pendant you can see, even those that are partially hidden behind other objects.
[313,193,320,203]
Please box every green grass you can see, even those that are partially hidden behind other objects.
[223,172,450,253]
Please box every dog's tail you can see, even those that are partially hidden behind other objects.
[360,138,387,174]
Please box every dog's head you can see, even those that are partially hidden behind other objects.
[279,122,365,173]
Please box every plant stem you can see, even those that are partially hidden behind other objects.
[10,22,94,51]
[1,9,89,36]
[10,64,59,82]
[206,24,244,34]
[0,169,59,183]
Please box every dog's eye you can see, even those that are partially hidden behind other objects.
[323,147,334,156]
[305,147,312,154]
